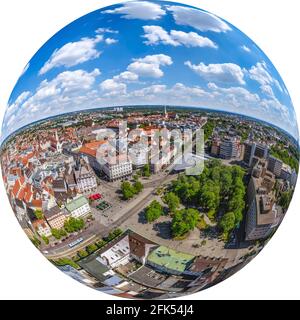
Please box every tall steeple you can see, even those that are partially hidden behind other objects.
[164,106,168,119]
[55,130,59,143]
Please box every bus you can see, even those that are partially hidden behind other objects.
[68,237,84,249]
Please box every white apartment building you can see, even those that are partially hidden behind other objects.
[65,196,91,219]
[97,235,130,268]
[33,220,52,238]
[246,177,282,241]
[75,163,97,194]
[101,155,132,181]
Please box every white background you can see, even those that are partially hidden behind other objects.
[0,0,299,300]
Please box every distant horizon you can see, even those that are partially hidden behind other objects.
[1,104,298,148]
[1,1,299,143]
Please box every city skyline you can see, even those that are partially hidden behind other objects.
[1,0,298,142]
[1,105,298,299]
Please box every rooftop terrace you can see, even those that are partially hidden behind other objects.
[147,246,195,273]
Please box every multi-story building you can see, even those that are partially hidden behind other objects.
[147,246,195,276]
[44,206,67,230]
[32,219,52,238]
[245,177,282,241]
[219,137,240,160]
[78,141,107,174]
[243,142,268,167]
[52,178,67,193]
[211,138,220,156]
[290,169,298,188]
[267,156,283,177]
[255,144,269,159]
[128,232,157,265]
[100,155,132,181]
[128,145,149,169]
[75,162,97,194]
[65,167,77,192]
[97,235,131,269]
[65,196,91,218]
[280,164,292,181]
[243,142,255,166]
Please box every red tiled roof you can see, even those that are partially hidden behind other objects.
[11,177,25,198]
[79,146,97,157]
[31,199,42,208]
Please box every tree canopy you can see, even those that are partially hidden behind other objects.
[121,180,144,200]
[172,208,200,238]
[163,192,180,213]
[64,217,85,233]
[145,200,164,223]
[170,160,246,238]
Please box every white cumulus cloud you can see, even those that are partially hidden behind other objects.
[185,61,245,85]
[105,38,118,45]
[39,36,103,75]
[128,54,173,78]
[96,27,119,34]
[241,45,251,53]
[249,61,283,93]
[143,25,217,48]
[105,1,166,20]
[167,5,231,33]
[100,79,127,96]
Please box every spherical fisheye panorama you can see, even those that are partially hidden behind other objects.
[0,0,299,299]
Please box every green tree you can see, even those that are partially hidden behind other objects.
[172,208,199,238]
[42,235,49,245]
[86,244,98,254]
[145,200,163,223]
[219,212,236,235]
[133,180,144,194]
[53,258,79,269]
[96,240,107,248]
[52,228,63,240]
[203,120,215,141]
[106,228,123,241]
[220,168,233,196]
[64,218,85,233]
[121,181,136,200]
[164,192,180,213]
[34,209,44,220]
[77,250,88,259]
[142,164,151,177]
[197,215,208,230]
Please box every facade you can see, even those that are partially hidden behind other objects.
[65,196,91,218]
[245,177,281,241]
[97,235,131,269]
[268,156,283,177]
[244,142,268,167]
[33,219,52,238]
[280,164,292,181]
[75,162,97,194]
[255,144,269,159]
[243,142,255,166]
[101,155,133,181]
[65,169,77,192]
[44,206,67,230]
[128,231,157,265]
[211,138,220,156]
[128,146,149,168]
[219,137,240,160]
[290,169,298,188]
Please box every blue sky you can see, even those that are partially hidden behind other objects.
[1,0,298,141]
